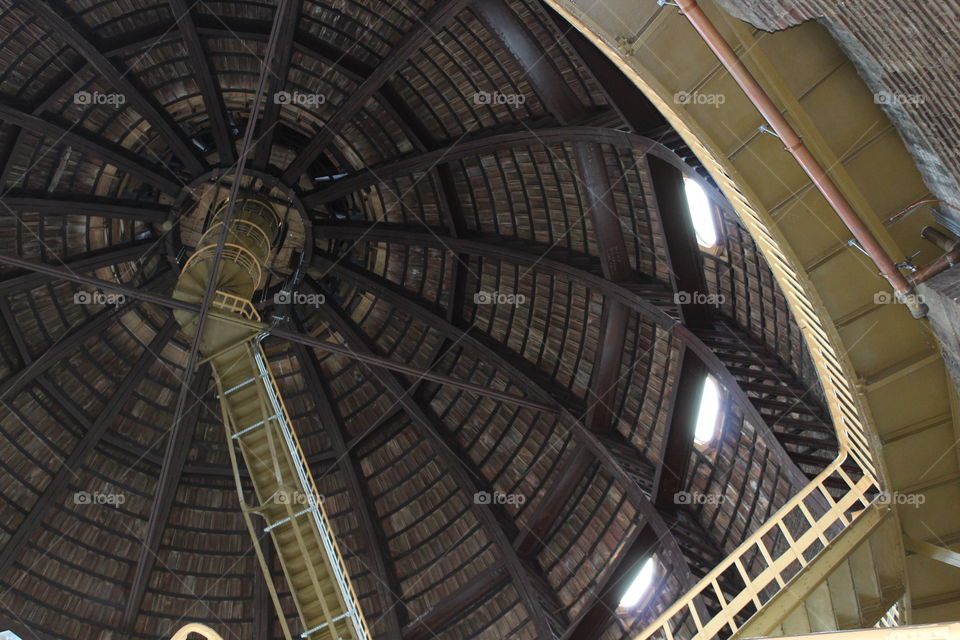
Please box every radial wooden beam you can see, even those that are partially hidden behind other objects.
[313,222,672,328]
[574,141,631,435]
[0,251,562,413]
[0,318,177,580]
[0,102,183,196]
[308,256,703,600]
[169,0,234,164]
[301,127,675,207]
[646,155,713,329]
[313,297,558,640]
[652,346,707,510]
[403,563,509,640]
[290,329,406,638]
[1,193,168,223]
[120,365,213,636]
[0,299,138,400]
[251,0,299,171]
[0,239,158,295]
[473,0,586,125]
[541,3,663,134]
[565,523,659,640]
[311,235,814,538]
[17,1,205,176]
[0,273,238,480]
[280,0,475,184]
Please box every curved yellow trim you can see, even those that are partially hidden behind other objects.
[169,623,224,640]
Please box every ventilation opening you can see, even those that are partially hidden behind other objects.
[684,177,719,248]
[694,375,722,445]
[619,556,657,609]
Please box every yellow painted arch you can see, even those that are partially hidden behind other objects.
[169,623,225,640]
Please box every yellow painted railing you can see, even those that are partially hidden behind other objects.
[636,457,876,640]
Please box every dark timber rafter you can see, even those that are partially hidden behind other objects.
[517,143,639,637]
[119,365,213,637]
[474,0,586,125]
[403,563,509,640]
[290,329,406,639]
[312,225,815,488]
[308,254,708,630]
[542,3,663,135]
[302,127,679,207]
[17,1,205,176]
[646,156,713,329]
[0,239,158,295]
[0,251,562,414]
[168,0,234,164]
[0,301,133,400]
[280,0,476,184]
[653,347,707,509]
[313,298,559,640]
[315,221,672,327]
[1,194,168,224]
[251,0,299,171]
[0,102,183,196]
[0,318,177,580]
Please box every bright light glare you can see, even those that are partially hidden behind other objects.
[619,557,656,609]
[1,632,25,640]
[694,376,722,444]
[684,178,718,247]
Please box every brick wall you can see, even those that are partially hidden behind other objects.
[714,0,960,225]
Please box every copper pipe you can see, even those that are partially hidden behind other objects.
[909,226,960,286]
[675,0,917,307]
[921,225,959,253]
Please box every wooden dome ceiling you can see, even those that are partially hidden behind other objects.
[0,1,843,639]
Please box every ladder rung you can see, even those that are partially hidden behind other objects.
[264,504,318,533]
[218,373,267,398]
[232,413,280,439]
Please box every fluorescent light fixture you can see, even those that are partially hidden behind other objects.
[1,632,25,640]
[694,376,722,444]
[619,557,656,609]
[684,178,718,248]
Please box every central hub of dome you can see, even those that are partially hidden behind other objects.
[172,173,309,293]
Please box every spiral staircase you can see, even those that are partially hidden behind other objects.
[171,196,369,640]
